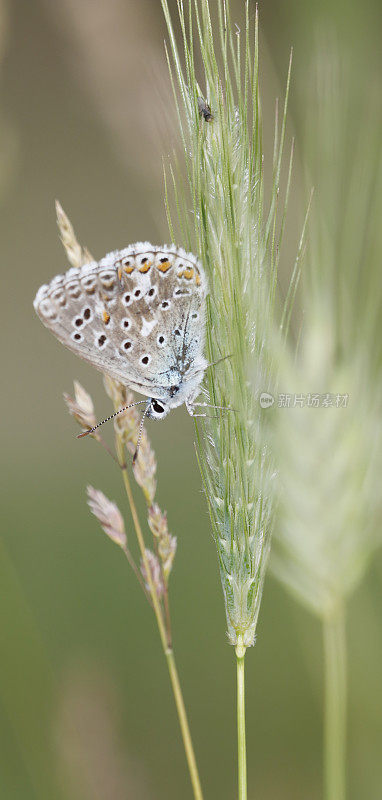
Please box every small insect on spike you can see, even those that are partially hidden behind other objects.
[197,96,214,122]
[77,399,148,438]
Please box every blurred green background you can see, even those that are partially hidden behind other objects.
[1,1,381,798]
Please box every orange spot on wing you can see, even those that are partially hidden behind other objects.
[195,274,201,286]
[183,268,194,280]
[157,260,171,272]
[102,310,110,324]
[117,266,123,281]
[139,261,152,273]
[124,265,134,274]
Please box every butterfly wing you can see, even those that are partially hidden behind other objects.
[34,243,207,397]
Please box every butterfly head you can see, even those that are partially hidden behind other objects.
[146,380,193,419]
[146,398,171,420]
[146,358,208,420]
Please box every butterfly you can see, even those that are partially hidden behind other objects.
[34,243,221,439]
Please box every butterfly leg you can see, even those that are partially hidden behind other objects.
[189,411,220,418]
[189,402,235,412]
[186,400,233,418]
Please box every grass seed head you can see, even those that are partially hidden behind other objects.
[162,0,293,646]
[87,485,127,549]
[64,380,97,433]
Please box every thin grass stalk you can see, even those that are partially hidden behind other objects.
[236,637,247,800]
[114,435,169,650]
[166,649,203,800]
[323,605,347,800]
[114,432,203,800]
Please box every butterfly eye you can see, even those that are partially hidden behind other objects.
[148,288,156,297]
[157,334,165,347]
[134,289,141,298]
[121,318,130,330]
[191,312,198,320]
[72,332,83,342]
[123,293,131,305]
[122,340,132,350]
[161,300,170,309]
[83,308,91,320]
[174,329,181,337]
[141,355,150,365]
[97,335,107,348]
[74,317,83,327]
[152,400,165,414]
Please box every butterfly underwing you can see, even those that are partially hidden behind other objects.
[34,243,208,420]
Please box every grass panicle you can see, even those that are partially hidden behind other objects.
[56,203,203,800]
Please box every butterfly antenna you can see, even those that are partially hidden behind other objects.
[77,399,147,438]
[199,353,233,373]
[132,405,149,464]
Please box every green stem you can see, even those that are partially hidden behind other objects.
[323,603,347,800]
[166,648,204,800]
[236,638,247,800]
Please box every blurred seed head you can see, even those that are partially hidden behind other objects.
[271,41,382,619]
[87,485,127,549]
[272,352,379,618]
[56,199,90,268]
